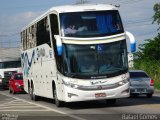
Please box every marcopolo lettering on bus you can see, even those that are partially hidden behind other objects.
[37,48,45,58]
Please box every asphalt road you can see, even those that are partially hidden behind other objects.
[0,90,160,120]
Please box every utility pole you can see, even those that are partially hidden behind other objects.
[0,32,1,48]
[0,33,2,48]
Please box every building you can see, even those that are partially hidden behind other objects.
[0,48,20,61]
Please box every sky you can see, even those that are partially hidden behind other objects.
[0,0,159,52]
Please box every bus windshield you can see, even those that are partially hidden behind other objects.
[63,40,128,79]
[0,61,21,69]
[60,10,124,37]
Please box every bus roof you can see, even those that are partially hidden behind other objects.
[50,4,117,13]
[22,4,117,31]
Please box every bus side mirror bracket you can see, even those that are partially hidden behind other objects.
[125,31,136,53]
[54,35,62,56]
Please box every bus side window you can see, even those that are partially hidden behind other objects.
[49,14,59,56]
[50,14,59,38]
[36,17,51,47]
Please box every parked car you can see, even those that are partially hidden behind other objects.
[9,73,24,94]
[129,70,154,98]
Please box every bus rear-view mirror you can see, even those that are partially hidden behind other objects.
[125,31,136,53]
[54,35,62,56]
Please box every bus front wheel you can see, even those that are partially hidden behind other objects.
[53,87,63,107]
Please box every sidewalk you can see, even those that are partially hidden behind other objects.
[155,89,160,93]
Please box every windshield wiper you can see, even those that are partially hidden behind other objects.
[100,68,123,74]
[65,72,79,78]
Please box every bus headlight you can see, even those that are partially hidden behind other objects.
[63,80,80,89]
[118,79,129,86]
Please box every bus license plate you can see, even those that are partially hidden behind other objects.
[95,93,106,98]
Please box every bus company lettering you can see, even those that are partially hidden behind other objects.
[37,48,45,58]
[91,80,107,85]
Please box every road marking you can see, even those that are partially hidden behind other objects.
[0,92,87,120]
[0,106,41,109]
[0,110,50,111]
[0,100,32,106]
[1,103,32,105]
[141,104,160,108]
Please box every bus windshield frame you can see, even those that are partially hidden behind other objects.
[60,10,124,38]
[62,40,128,79]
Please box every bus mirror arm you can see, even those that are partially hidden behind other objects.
[125,31,136,53]
[54,35,63,56]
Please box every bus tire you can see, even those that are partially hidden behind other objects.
[53,85,63,107]
[106,99,116,105]
[30,82,38,101]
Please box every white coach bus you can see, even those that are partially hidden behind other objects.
[21,4,136,107]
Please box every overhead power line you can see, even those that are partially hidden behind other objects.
[76,0,89,4]
[0,40,19,43]
[0,19,155,39]
[110,0,145,5]
[0,32,19,37]
[137,30,158,37]
[124,18,152,25]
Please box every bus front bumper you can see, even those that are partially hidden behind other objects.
[62,83,130,102]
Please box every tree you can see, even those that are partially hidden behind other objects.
[153,3,160,30]
[135,3,160,90]
[139,34,160,60]
[138,3,160,60]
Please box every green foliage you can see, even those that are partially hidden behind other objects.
[139,33,160,60]
[134,3,160,89]
[153,3,160,30]
[136,33,160,89]
[134,59,160,89]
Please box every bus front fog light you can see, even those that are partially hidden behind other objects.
[122,88,130,93]
[118,79,129,86]
[68,93,78,98]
